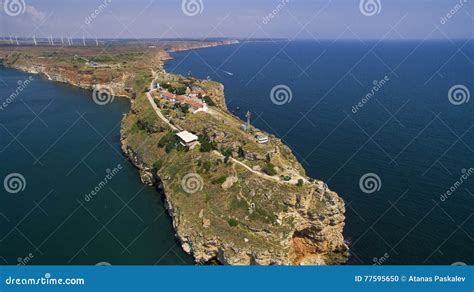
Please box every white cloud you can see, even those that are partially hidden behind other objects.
[26,4,46,22]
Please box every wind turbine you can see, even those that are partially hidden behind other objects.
[15,36,19,46]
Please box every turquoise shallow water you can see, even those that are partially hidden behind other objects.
[165,40,474,265]
[0,68,193,265]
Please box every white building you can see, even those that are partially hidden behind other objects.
[176,131,199,147]
[256,135,269,144]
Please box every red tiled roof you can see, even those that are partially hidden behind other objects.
[174,95,203,108]
[159,90,204,108]
[161,91,176,99]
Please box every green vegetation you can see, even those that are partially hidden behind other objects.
[222,148,233,164]
[262,162,277,176]
[238,146,245,158]
[202,95,216,106]
[297,179,304,187]
[199,134,216,152]
[211,176,228,185]
[198,160,212,173]
[90,53,144,63]
[230,197,248,211]
[158,132,177,153]
[174,103,189,114]
[161,82,187,95]
[228,218,239,227]
[153,160,163,171]
[249,207,277,224]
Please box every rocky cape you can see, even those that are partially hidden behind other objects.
[1,41,348,265]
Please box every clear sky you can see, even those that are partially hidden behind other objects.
[1,0,472,40]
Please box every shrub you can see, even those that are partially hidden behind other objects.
[202,95,216,106]
[238,146,245,158]
[212,176,227,185]
[153,160,163,171]
[158,132,177,153]
[199,135,216,152]
[297,179,304,187]
[201,160,212,173]
[262,163,277,176]
[222,148,233,164]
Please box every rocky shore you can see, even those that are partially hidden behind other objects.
[1,41,348,265]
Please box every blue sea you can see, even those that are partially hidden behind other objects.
[165,40,474,265]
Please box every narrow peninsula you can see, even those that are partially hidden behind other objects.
[0,40,348,265]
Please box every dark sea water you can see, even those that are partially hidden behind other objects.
[0,68,193,265]
[165,40,474,265]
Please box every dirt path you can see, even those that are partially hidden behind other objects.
[146,72,178,131]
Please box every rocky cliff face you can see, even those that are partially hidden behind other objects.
[11,63,130,98]
[121,123,348,265]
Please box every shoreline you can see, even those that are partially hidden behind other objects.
[1,41,348,265]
